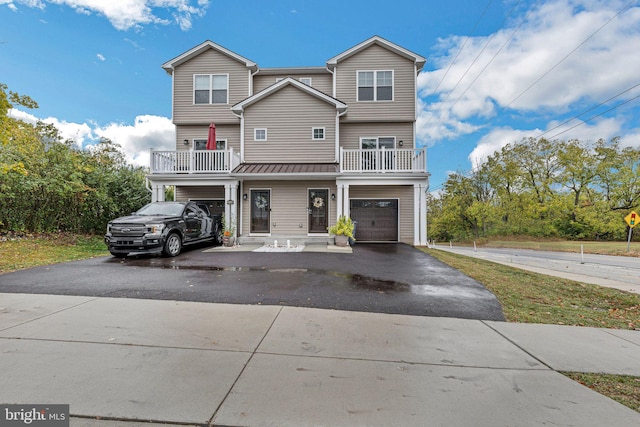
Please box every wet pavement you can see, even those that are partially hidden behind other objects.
[0,243,504,321]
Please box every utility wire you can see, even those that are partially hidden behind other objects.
[536,82,640,139]
[503,0,637,110]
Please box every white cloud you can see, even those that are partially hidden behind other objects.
[96,53,105,61]
[418,0,640,149]
[94,115,176,167]
[8,109,175,167]
[3,0,209,30]
[467,117,624,167]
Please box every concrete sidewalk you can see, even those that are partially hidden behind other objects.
[1,293,639,426]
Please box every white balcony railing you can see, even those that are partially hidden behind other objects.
[150,149,240,174]
[340,147,427,173]
[149,147,427,175]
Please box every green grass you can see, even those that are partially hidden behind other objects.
[563,373,640,413]
[454,238,640,257]
[0,233,109,273]
[422,248,639,329]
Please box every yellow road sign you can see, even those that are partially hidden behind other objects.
[625,211,638,228]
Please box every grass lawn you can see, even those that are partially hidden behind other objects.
[421,247,640,414]
[455,238,640,257]
[0,233,109,273]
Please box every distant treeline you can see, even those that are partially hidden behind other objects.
[429,137,640,241]
[1,83,150,234]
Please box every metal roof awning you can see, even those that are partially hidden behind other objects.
[233,163,339,178]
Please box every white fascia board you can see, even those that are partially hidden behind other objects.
[231,77,347,114]
[162,40,258,75]
[327,35,426,71]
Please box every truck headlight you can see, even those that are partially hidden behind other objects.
[106,223,112,234]
[148,224,165,234]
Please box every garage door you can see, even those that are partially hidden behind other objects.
[350,199,398,241]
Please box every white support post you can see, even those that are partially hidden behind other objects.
[413,184,420,245]
[336,184,344,218]
[420,183,427,246]
[343,184,350,218]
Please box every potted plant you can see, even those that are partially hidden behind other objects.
[329,215,355,247]
[221,214,236,247]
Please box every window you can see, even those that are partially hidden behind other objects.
[312,127,325,140]
[194,139,226,150]
[255,128,267,141]
[194,74,228,104]
[360,136,395,149]
[299,77,312,86]
[357,70,393,101]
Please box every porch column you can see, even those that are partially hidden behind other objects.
[225,182,239,236]
[414,184,420,245]
[336,184,344,217]
[343,184,350,218]
[151,184,165,202]
[419,183,427,246]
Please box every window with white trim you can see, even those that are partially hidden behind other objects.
[312,127,325,140]
[194,74,228,104]
[300,77,312,86]
[254,128,267,141]
[360,136,395,149]
[357,70,393,101]
[193,139,226,150]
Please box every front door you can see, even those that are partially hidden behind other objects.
[251,190,270,233]
[308,189,328,233]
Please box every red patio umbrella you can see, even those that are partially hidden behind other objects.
[206,122,216,150]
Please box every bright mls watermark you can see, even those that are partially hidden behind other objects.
[0,405,69,426]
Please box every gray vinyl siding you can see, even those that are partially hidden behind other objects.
[349,185,414,244]
[172,48,249,125]
[241,180,337,235]
[175,124,240,152]
[244,86,337,163]
[254,73,333,95]
[335,44,416,122]
[175,186,225,200]
[340,122,415,150]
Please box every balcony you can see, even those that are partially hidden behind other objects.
[149,147,427,175]
[150,149,241,174]
[340,147,427,173]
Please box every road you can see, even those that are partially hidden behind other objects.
[432,244,640,294]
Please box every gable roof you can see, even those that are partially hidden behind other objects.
[326,35,426,72]
[231,77,347,114]
[161,40,257,75]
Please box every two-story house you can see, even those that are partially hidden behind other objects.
[149,36,429,245]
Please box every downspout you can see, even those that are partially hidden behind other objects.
[231,109,244,162]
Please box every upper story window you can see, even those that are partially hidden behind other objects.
[357,70,393,101]
[312,127,325,140]
[194,74,228,104]
[254,128,267,141]
[193,139,226,150]
[299,77,312,86]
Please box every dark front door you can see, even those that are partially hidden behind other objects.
[251,190,270,233]
[309,189,329,233]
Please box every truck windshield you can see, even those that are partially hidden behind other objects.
[135,203,185,216]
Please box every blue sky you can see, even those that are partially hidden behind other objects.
[2,0,639,191]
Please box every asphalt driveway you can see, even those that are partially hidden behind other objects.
[0,243,504,320]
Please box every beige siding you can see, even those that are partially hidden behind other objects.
[173,48,249,125]
[349,185,414,244]
[175,124,240,152]
[241,180,336,236]
[340,122,415,150]
[254,73,333,95]
[175,186,225,200]
[244,86,337,163]
[335,44,416,122]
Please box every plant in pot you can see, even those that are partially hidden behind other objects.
[221,214,236,247]
[329,215,355,247]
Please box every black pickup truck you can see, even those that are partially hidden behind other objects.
[105,201,222,257]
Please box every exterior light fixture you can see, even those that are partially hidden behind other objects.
[243,193,248,200]
[183,139,189,145]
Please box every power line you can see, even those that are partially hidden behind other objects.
[536,82,640,139]
[503,0,637,110]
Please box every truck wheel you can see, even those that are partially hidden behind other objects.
[163,233,182,257]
